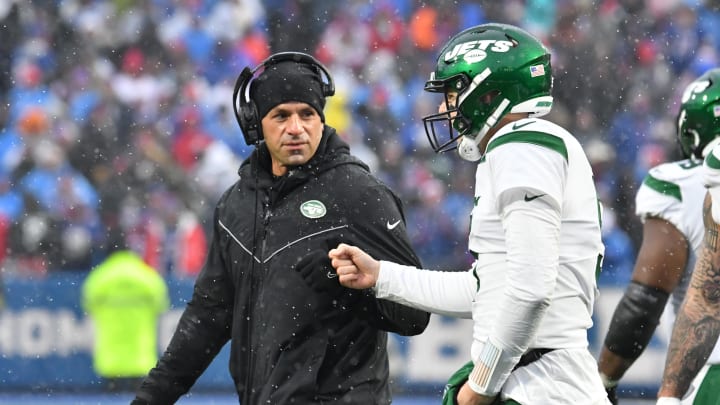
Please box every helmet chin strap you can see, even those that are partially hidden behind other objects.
[457,98,510,162]
[457,127,487,162]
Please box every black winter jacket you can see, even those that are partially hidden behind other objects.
[135,127,430,404]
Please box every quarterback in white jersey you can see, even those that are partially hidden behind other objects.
[330,23,610,405]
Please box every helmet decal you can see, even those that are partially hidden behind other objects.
[443,40,514,63]
[530,65,546,77]
[681,79,710,103]
[677,68,720,159]
[462,49,487,64]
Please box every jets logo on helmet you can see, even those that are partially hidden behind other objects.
[422,23,554,162]
[681,78,710,102]
[443,40,514,63]
[677,68,720,160]
[462,49,487,64]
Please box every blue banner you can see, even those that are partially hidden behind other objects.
[0,273,665,396]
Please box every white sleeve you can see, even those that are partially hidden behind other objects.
[374,261,475,318]
[469,198,560,394]
[497,196,559,341]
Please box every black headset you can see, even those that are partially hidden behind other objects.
[232,51,335,146]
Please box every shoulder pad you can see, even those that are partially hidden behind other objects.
[486,127,567,162]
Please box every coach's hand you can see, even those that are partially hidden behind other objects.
[295,249,345,299]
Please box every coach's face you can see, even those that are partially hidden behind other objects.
[262,101,324,176]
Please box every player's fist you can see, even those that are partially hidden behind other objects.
[329,243,380,289]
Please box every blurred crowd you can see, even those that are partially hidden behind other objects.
[1,0,718,282]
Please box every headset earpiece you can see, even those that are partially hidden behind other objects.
[232,52,335,146]
[240,101,260,146]
[320,79,335,97]
[326,84,335,97]
[233,66,262,145]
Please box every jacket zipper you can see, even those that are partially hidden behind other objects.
[246,190,272,402]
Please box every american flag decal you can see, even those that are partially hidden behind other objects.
[530,65,545,77]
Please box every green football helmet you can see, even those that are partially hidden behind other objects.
[677,68,720,160]
[422,23,553,161]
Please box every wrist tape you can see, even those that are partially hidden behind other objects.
[467,338,521,396]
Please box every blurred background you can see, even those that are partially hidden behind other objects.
[1,0,716,402]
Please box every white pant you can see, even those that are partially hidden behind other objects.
[500,348,611,404]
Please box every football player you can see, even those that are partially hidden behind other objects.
[656,145,720,403]
[329,23,610,405]
[598,68,720,405]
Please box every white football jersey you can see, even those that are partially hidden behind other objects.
[635,159,705,311]
[469,117,603,350]
[638,154,720,366]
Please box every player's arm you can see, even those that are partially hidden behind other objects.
[331,245,475,318]
[374,261,475,318]
[658,192,720,400]
[598,216,688,387]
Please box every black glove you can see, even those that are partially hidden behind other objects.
[295,249,345,299]
[606,385,618,405]
[295,247,368,310]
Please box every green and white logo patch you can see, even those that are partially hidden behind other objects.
[300,200,327,219]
